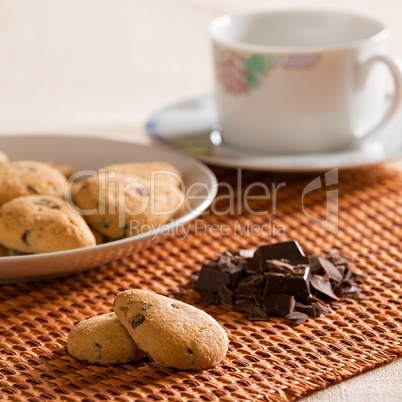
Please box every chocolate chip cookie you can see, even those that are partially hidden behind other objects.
[68,313,146,365]
[73,172,184,239]
[105,161,182,187]
[0,195,96,254]
[0,160,66,206]
[0,150,9,164]
[114,289,229,370]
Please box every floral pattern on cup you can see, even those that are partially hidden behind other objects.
[214,46,321,94]
[214,46,273,94]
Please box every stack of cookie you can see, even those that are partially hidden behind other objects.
[0,150,184,256]
[68,289,229,370]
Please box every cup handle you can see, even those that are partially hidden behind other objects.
[354,54,402,145]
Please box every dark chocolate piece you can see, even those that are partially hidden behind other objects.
[194,262,244,292]
[310,275,339,300]
[317,256,343,281]
[286,311,309,324]
[199,291,217,306]
[263,267,311,303]
[246,305,270,321]
[311,302,328,317]
[264,293,295,315]
[254,240,309,270]
[217,285,233,306]
[294,301,315,316]
[191,240,359,326]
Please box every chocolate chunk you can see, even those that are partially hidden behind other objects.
[194,263,244,292]
[217,252,239,272]
[294,301,315,316]
[286,311,309,324]
[265,259,296,273]
[199,291,217,306]
[317,256,343,282]
[234,300,269,320]
[254,240,309,270]
[192,240,359,325]
[243,261,259,274]
[131,314,145,328]
[310,275,339,300]
[21,229,32,246]
[263,267,311,303]
[263,294,295,315]
[246,305,270,321]
[311,302,328,317]
[218,285,233,306]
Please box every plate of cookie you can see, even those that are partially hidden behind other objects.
[0,134,217,283]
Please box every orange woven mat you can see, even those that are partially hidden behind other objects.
[0,166,401,401]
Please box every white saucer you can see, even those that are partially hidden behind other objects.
[146,95,402,172]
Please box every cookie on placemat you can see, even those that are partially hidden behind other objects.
[114,289,229,370]
[0,150,9,164]
[74,172,183,239]
[0,160,66,206]
[0,195,96,254]
[105,161,182,187]
[68,313,146,365]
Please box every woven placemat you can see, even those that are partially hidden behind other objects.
[0,166,401,401]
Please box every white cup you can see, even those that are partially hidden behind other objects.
[209,10,402,154]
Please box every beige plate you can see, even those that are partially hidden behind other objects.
[0,135,217,283]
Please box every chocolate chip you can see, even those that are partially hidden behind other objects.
[94,342,102,361]
[21,229,32,246]
[26,185,38,194]
[131,314,145,328]
[33,198,60,209]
